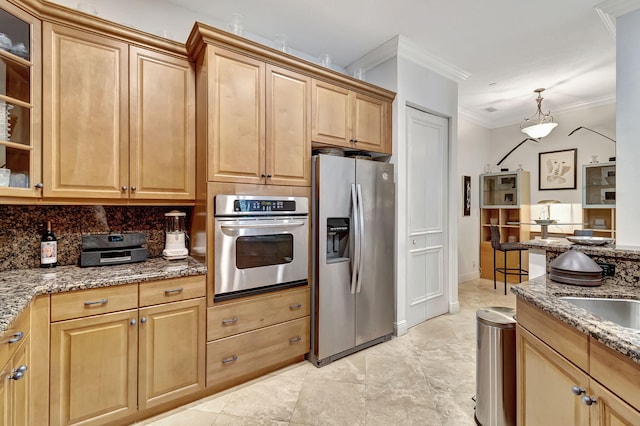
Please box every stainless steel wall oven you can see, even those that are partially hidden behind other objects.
[213,195,309,301]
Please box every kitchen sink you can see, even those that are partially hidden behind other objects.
[559,297,640,330]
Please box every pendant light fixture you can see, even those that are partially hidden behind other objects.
[520,88,558,139]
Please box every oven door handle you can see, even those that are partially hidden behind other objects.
[220,220,306,229]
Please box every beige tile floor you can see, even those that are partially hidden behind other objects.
[139,278,516,426]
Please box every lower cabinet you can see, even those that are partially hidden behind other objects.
[0,335,30,426]
[517,299,640,425]
[0,305,31,426]
[206,287,310,391]
[49,277,206,426]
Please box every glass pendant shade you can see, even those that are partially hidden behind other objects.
[520,88,557,139]
[521,122,558,138]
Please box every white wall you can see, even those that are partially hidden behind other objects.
[457,119,492,283]
[616,9,640,246]
[484,103,616,234]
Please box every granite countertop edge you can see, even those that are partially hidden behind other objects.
[520,239,640,259]
[0,257,207,336]
[511,276,640,364]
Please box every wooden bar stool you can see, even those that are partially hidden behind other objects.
[490,225,528,294]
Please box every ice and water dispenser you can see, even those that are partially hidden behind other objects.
[326,218,349,261]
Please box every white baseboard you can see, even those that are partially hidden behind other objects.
[458,271,480,283]
[394,320,408,337]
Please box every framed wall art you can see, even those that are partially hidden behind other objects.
[538,148,577,190]
[463,175,471,216]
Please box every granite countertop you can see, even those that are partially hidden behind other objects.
[0,257,207,336]
[511,277,640,364]
[521,238,640,260]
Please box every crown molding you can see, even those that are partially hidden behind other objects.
[595,0,640,39]
[459,95,616,129]
[347,34,470,83]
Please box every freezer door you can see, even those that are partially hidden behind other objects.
[355,159,395,345]
[312,155,357,360]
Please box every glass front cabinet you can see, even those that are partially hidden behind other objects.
[582,162,616,238]
[0,0,41,198]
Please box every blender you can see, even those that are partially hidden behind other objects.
[162,210,189,260]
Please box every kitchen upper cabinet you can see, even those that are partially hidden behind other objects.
[43,23,195,201]
[312,79,390,154]
[204,46,310,186]
[129,46,195,200]
[0,1,42,199]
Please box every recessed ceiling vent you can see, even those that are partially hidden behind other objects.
[484,106,498,113]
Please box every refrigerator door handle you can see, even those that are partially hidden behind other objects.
[356,183,365,293]
[350,183,360,295]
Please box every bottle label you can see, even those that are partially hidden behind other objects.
[41,241,57,264]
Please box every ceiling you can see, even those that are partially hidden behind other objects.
[164,0,622,129]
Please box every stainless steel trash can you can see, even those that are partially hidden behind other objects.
[475,306,516,426]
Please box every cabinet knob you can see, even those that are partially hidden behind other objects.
[34,182,44,189]
[9,365,28,381]
[140,317,147,324]
[267,174,272,178]
[121,186,128,192]
[130,319,137,326]
[131,186,137,192]
[412,239,416,245]
[581,395,597,406]
[261,174,266,178]
[571,386,586,396]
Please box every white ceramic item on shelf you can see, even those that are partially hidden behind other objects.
[0,168,11,187]
[0,33,11,51]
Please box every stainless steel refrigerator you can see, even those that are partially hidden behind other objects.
[309,154,395,367]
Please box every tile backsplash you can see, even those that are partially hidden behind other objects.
[0,205,193,272]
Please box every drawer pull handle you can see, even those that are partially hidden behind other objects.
[222,316,238,325]
[9,365,28,381]
[289,303,302,310]
[571,386,586,396]
[164,287,184,295]
[582,395,597,406]
[84,298,108,306]
[289,336,302,344]
[222,355,238,364]
[8,331,24,344]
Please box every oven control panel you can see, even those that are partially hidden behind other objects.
[234,199,296,212]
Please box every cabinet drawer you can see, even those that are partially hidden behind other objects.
[51,284,138,322]
[207,287,310,341]
[0,304,31,368]
[206,316,309,388]
[139,275,206,307]
[590,339,640,412]
[516,299,589,371]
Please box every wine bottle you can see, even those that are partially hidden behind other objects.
[40,220,57,268]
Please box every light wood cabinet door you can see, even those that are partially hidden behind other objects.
[352,92,389,153]
[516,325,590,425]
[589,379,640,425]
[206,47,265,184]
[129,47,195,200]
[138,298,205,410]
[50,310,138,426]
[43,23,129,199]
[311,80,351,147]
[0,335,30,426]
[266,65,311,186]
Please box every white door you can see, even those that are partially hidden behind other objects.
[406,106,449,328]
